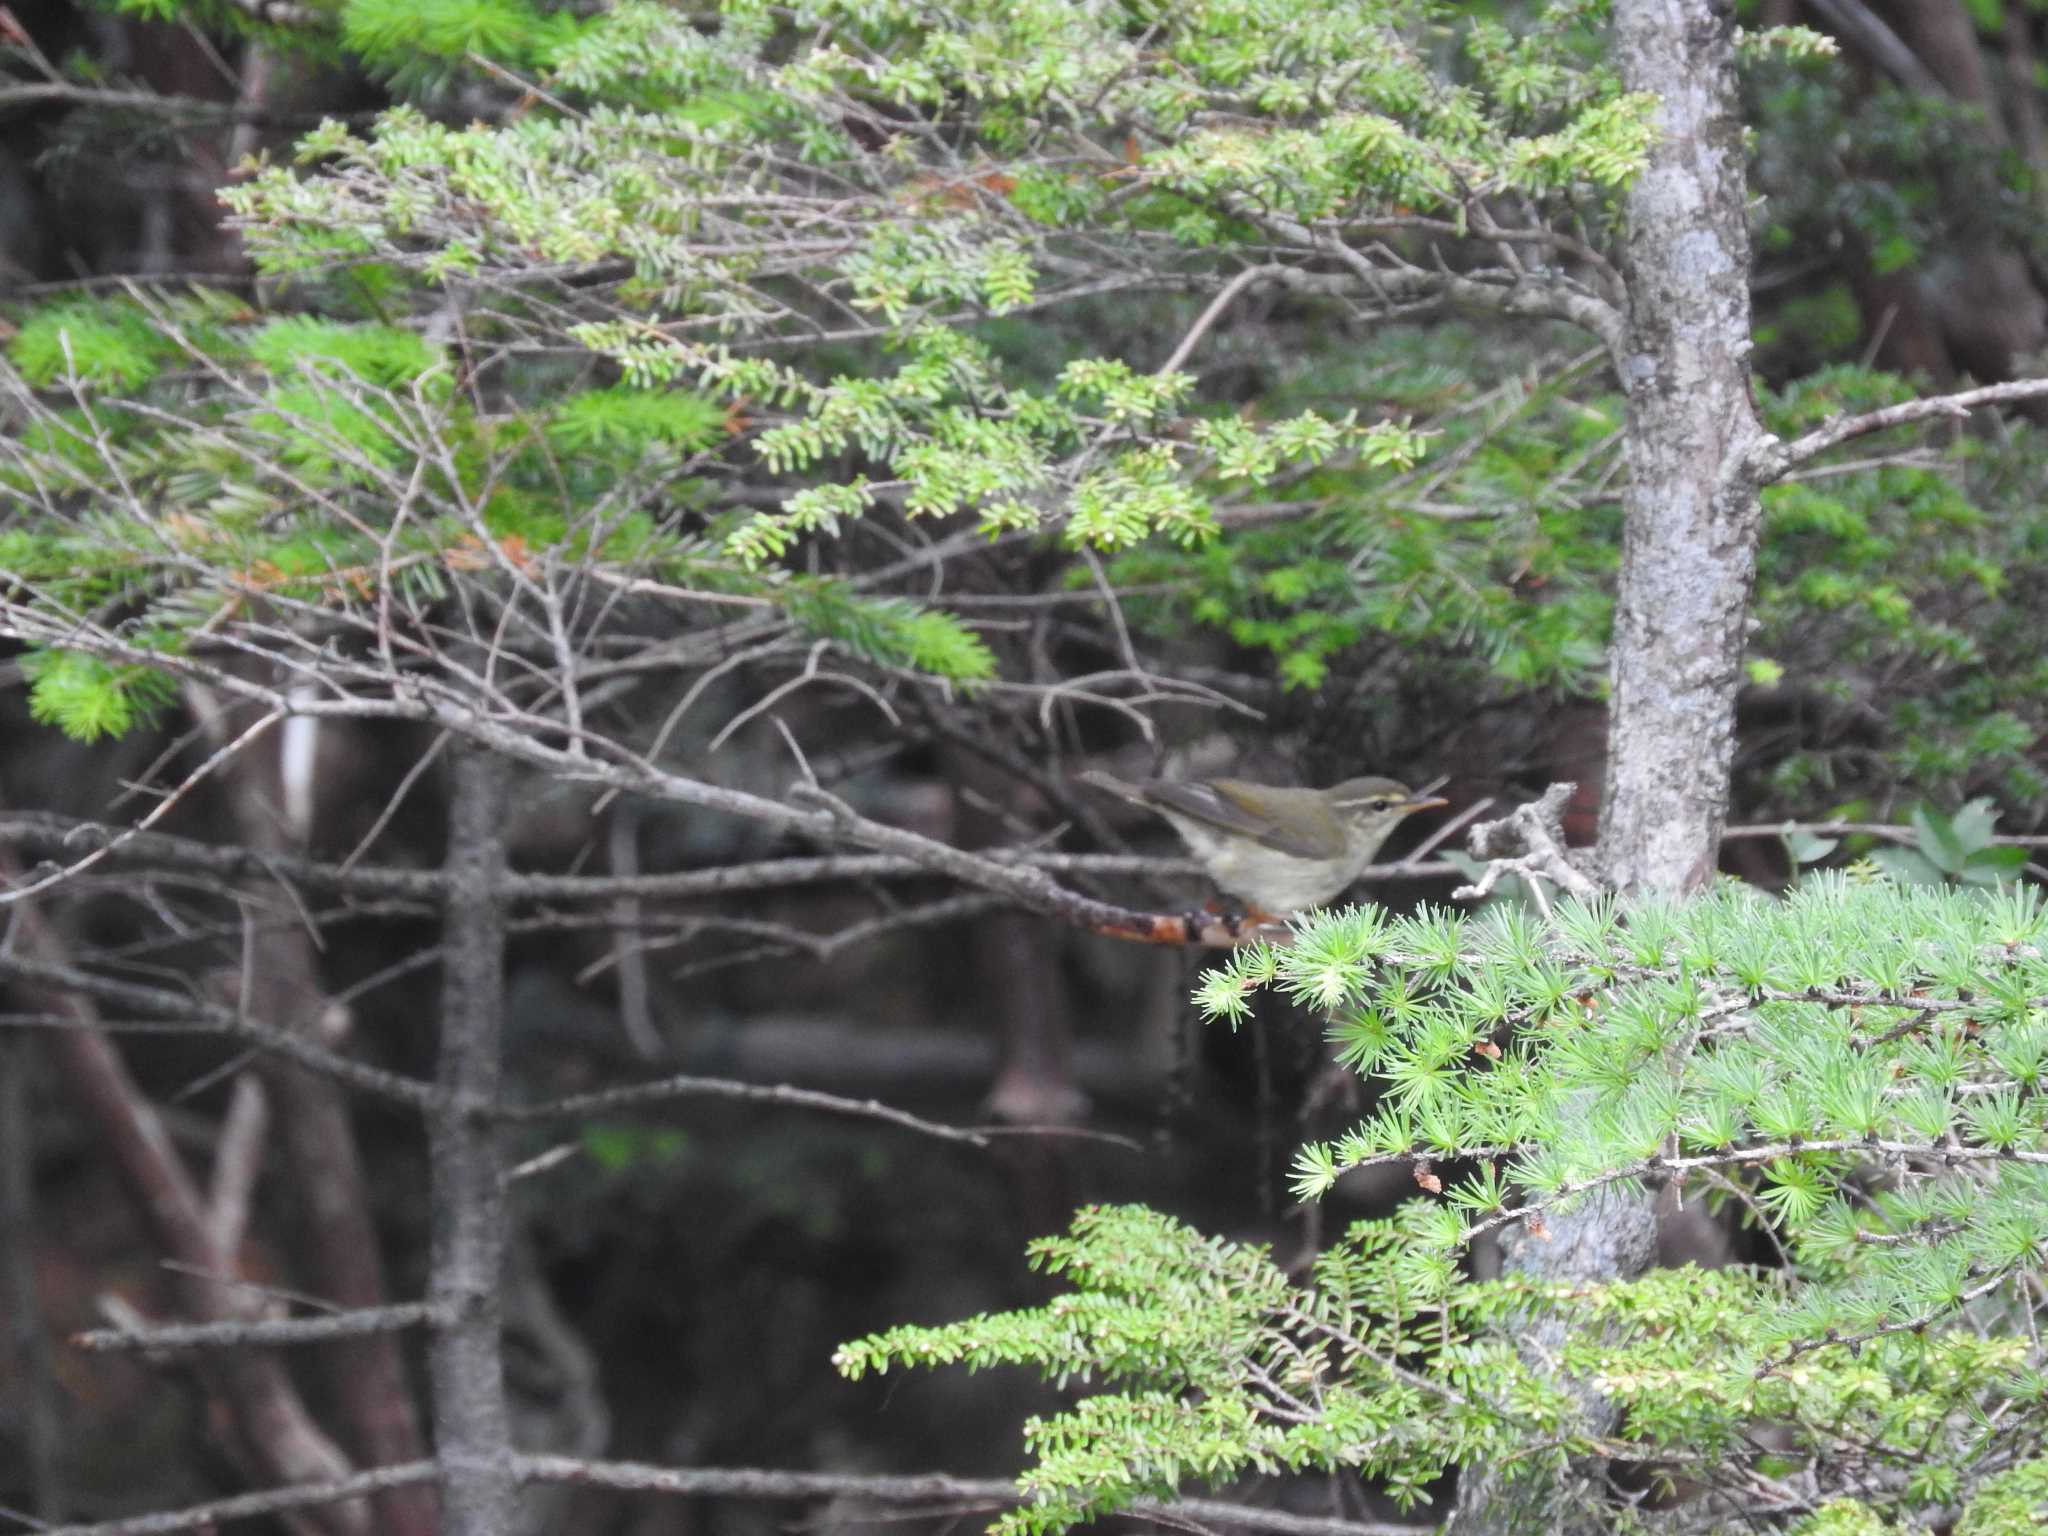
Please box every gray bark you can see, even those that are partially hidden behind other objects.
[429,745,518,1535]
[1457,2,1772,1529]
[1598,0,1772,898]
[1449,1189,1668,1535]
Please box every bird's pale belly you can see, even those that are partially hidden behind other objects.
[1173,823,1361,912]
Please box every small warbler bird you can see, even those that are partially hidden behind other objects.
[1081,770,1447,914]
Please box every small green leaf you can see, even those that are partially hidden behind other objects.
[1783,830,1839,866]
[1871,845,1944,886]
[1948,797,2002,855]
[1911,803,1967,875]
[1962,846,2027,886]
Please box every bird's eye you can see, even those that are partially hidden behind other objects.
[1369,799,1391,812]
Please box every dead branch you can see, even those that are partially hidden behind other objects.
[500,1071,994,1144]
[73,1302,445,1354]
[1453,783,1602,909]
[516,1456,1420,1536]
[1750,377,2048,483]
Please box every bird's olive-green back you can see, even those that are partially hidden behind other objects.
[1138,778,1352,861]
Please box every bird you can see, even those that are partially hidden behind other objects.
[1080,770,1447,915]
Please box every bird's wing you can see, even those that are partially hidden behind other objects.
[1145,779,1347,861]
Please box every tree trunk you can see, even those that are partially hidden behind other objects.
[1457,2,1771,1528]
[429,745,518,1535]
[1598,0,1771,898]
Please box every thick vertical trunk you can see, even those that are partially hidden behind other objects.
[1599,0,1771,897]
[1458,4,1771,1528]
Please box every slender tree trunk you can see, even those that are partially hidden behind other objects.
[429,744,518,1534]
[1598,0,1771,897]
[1458,3,1771,1528]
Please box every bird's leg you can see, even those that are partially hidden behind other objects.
[1202,894,1287,929]
[1184,897,1288,944]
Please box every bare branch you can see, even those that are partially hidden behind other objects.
[1723,819,2048,848]
[1751,377,2048,483]
[0,82,347,121]
[1154,263,1285,377]
[31,1465,438,1536]
[19,1456,1419,1536]
[0,708,285,907]
[1453,784,1600,905]
[501,1071,994,1145]
[0,837,368,1535]
[0,811,1460,900]
[515,1456,1421,1536]
[73,1302,445,1354]
[0,953,437,1109]
[1800,0,1944,94]
[204,1073,268,1255]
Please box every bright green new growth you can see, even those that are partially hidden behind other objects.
[841,880,2048,1533]
[0,291,998,737]
[205,0,1651,571]
[8,0,2032,814]
[22,0,1653,739]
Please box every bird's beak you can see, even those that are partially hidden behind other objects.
[1404,796,1449,813]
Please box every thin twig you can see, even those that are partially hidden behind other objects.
[30,1465,437,1536]
[73,1302,446,1354]
[501,1072,992,1145]
[1751,377,2048,483]
[515,1457,1419,1536]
